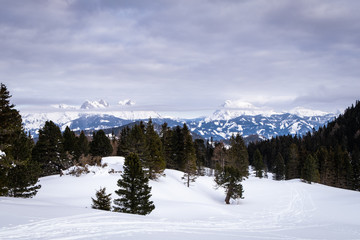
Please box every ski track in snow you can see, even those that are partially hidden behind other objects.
[0,183,322,240]
[1,158,359,240]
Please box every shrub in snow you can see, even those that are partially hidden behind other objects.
[91,187,112,211]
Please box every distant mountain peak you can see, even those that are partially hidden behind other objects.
[118,99,135,106]
[221,100,256,109]
[80,100,110,110]
[51,104,78,110]
[288,107,331,117]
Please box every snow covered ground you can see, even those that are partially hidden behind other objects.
[1,156,360,240]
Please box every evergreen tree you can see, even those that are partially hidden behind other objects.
[171,125,185,170]
[228,134,249,178]
[273,152,285,180]
[129,123,148,161]
[144,119,166,179]
[113,153,155,215]
[63,126,77,157]
[285,143,299,180]
[91,187,112,211]
[0,83,41,197]
[75,130,89,159]
[181,124,197,187]
[117,126,131,157]
[302,154,320,184]
[253,149,264,178]
[160,123,173,169]
[89,130,113,157]
[32,121,70,176]
[194,139,206,175]
[215,165,244,204]
[351,148,360,190]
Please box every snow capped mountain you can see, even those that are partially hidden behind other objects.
[80,99,110,109]
[22,110,162,136]
[21,100,336,141]
[118,99,135,106]
[51,104,78,110]
[289,107,331,117]
[188,113,335,140]
[221,100,256,109]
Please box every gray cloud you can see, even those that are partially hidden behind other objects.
[1,0,359,116]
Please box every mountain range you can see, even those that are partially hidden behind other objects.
[22,100,336,141]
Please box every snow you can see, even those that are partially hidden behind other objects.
[81,100,110,109]
[289,107,331,117]
[118,99,135,106]
[1,156,360,240]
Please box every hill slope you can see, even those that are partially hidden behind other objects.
[1,156,359,240]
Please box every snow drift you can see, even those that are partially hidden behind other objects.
[0,156,359,239]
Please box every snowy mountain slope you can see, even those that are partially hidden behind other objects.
[0,156,359,240]
[187,113,335,140]
[21,104,335,140]
[22,111,162,136]
[80,100,110,109]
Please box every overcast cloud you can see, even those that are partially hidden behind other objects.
[1,0,359,117]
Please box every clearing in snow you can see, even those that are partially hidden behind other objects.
[0,156,359,239]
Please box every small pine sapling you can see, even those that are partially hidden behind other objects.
[91,187,112,211]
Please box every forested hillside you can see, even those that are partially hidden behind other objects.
[248,101,360,190]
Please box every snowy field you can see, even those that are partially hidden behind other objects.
[1,156,360,240]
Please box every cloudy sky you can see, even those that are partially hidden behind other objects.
[1,0,360,117]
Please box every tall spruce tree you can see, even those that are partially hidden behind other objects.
[273,152,285,180]
[89,130,113,157]
[215,165,244,204]
[0,83,41,197]
[253,149,264,178]
[32,121,70,176]
[63,126,77,158]
[160,123,174,169]
[91,187,112,211]
[302,154,320,184]
[228,134,249,178]
[194,139,206,175]
[144,119,166,179]
[182,124,197,187]
[285,144,299,180]
[75,130,89,160]
[113,153,155,215]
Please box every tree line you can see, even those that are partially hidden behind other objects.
[248,101,360,190]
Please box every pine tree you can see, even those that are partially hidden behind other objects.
[302,154,320,184]
[32,121,70,176]
[0,83,41,197]
[89,130,113,157]
[253,149,264,178]
[194,139,206,175]
[78,131,89,155]
[286,144,299,180]
[160,123,173,169]
[228,134,249,178]
[117,126,131,157]
[171,125,185,170]
[182,124,197,187]
[63,126,77,157]
[273,152,285,180]
[144,119,166,179]
[91,187,112,211]
[215,165,244,204]
[113,153,155,215]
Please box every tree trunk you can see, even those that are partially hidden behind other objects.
[225,185,233,204]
